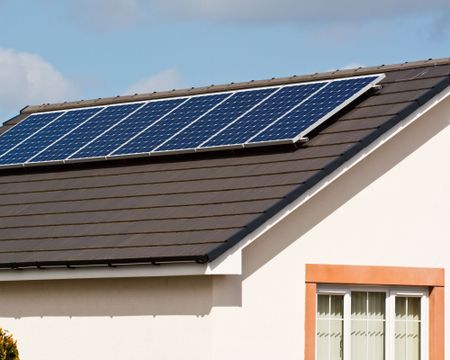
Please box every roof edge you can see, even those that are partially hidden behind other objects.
[22,57,450,114]
[205,76,450,263]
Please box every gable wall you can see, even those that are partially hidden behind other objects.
[210,93,450,359]
[0,96,448,359]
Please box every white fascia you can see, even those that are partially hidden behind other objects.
[0,85,448,282]
[0,248,241,281]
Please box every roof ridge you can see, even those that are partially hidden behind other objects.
[21,57,450,114]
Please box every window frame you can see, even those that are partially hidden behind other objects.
[316,285,429,360]
[305,264,444,360]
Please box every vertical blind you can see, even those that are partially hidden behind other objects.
[316,290,423,360]
[351,292,385,360]
[317,295,344,360]
[395,297,421,360]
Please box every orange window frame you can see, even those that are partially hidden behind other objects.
[305,264,445,360]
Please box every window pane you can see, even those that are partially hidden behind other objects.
[368,320,385,360]
[395,297,421,360]
[395,297,406,320]
[317,295,343,360]
[351,292,367,319]
[330,320,343,360]
[351,319,367,359]
[317,319,330,360]
[330,296,343,320]
[408,298,421,321]
[395,319,406,360]
[318,295,329,318]
[407,322,420,360]
[351,292,385,360]
[368,292,385,320]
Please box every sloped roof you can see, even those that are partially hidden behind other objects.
[0,58,449,269]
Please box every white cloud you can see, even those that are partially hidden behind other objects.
[68,0,141,31]
[0,48,77,116]
[60,0,450,30]
[157,0,450,22]
[124,69,185,95]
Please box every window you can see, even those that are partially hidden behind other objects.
[304,264,444,360]
[316,286,427,360]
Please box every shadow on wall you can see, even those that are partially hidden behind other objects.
[242,97,449,280]
[0,274,243,318]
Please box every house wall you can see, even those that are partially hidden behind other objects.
[0,95,448,359]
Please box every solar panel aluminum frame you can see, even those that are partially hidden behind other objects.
[104,85,283,159]
[101,99,188,157]
[0,112,66,161]
[23,106,110,166]
[0,106,110,169]
[194,74,385,153]
[144,86,285,157]
[66,102,149,161]
[0,74,384,170]
[245,73,385,147]
[0,108,119,169]
[140,78,346,157]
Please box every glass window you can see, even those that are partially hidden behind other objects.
[395,297,421,360]
[317,294,344,360]
[316,288,426,360]
[351,292,385,360]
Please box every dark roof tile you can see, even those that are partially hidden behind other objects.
[0,59,449,268]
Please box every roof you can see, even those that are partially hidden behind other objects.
[0,58,449,269]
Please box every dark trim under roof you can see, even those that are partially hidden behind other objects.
[0,58,449,269]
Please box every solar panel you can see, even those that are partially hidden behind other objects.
[0,74,384,168]
[201,82,325,148]
[248,76,378,143]
[155,88,276,152]
[70,98,185,159]
[0,112,63,158]
[0,108,102,165]
[112,93,230,156]
[30,103,141,163]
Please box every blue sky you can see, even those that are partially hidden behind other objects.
[0,0,449,121]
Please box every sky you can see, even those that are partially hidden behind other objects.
[0,0,449,122]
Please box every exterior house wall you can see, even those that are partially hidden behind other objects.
[0,96,448,359]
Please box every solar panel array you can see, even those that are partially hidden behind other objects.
[0,74,383,168]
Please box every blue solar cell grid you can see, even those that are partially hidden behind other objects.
[0,74,383,168]
[71,98,185,159]
[0,108,102,165]
[250,76,378,143]
[31,103,141,163]
[0,112,63,158]
[156,88,276,152]
[201,82,326,148]
[113,93,229,156]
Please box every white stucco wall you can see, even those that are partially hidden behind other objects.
[0,95,448,359]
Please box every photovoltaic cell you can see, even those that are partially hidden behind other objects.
[201,83,325,148]
[0,112,63,157]
[70,98,185,159]
[250,76,378,142]
[0,108,102,165]
[0,74,383,168]
[113,93,229,156]
[156,88,276,152]
[31,103,141,162]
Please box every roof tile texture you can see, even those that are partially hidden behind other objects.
[0,60,449,268]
